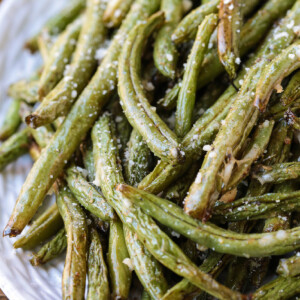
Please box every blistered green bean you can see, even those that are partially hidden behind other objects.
[30,228,67,266]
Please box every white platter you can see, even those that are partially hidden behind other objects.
[0,1,69,299]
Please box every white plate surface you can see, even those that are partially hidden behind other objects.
[0,1,69,299]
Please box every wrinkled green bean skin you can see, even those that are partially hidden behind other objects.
[66,166,115,221]
[0,99,21,141]
[27,0,107,127]
[124,129,153,187]
[118,12,184,163]
[124,226,169,300]
[153,0,182,79]
[118,184,300,257]
[56,187,87,300]
[253,162,300,185]
[3,0,160,237]
[162,252,231,300]
[92,114,132,299]
[0,128,30,171]
[39,17,83,98]
[175,14,218,137]
[13,203,63,250]
[30,228,67,266]
[87,227,110,300]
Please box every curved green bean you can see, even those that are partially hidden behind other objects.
[39,17,83,98]
[118,12,184,163]
[118,184,300,257]
[255,41,300,111]
[30,228,67,266]
[3,0,160,237]
[13,203,63,250]
[56,186,87,300]
[175,13,218,137]
[27,0,107,128]
[0,99,21,141]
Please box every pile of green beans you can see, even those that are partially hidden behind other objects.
[1,0,300,299]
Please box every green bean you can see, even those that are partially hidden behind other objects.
[30,228,67,266]
[218,0,240,80]
[87,227,110,300]
[118,184,300,257]
[118,12,184,163]
[255,41,300,112]
[3,0,160,237]
[252,275,300,300]
[212,191,300,222]
[37,32,53,63]
[39,17,83,98]
[92,114,132,299]
[92,113,239,300]
[281,70,300,106]
[8,80,39,104]
[114,189,243,300]
[0,99,21,141]
[277,254,300,278]
[82,145,96,182]
[56,186,87,300]
[29,125,55,148]
[124,129,153,187]
[25,0,86,52]
[197,0,297,88]
[184,0,300,219]
[153,0,182,79]
[66,166,116,221]
[103,0,135,28]
[172,0,219,44]
[268,99,300,121]
[175,14,218,137]
[157,84,181,111]
[252,162,300,185]
[162,252,231,300]
[222,119,275,192]
[107,219,132,299]
[27,0,107,128]
[124,226,169,300]
[0,128,30,171]
[285,109,300,131]
[13,203,63,250]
